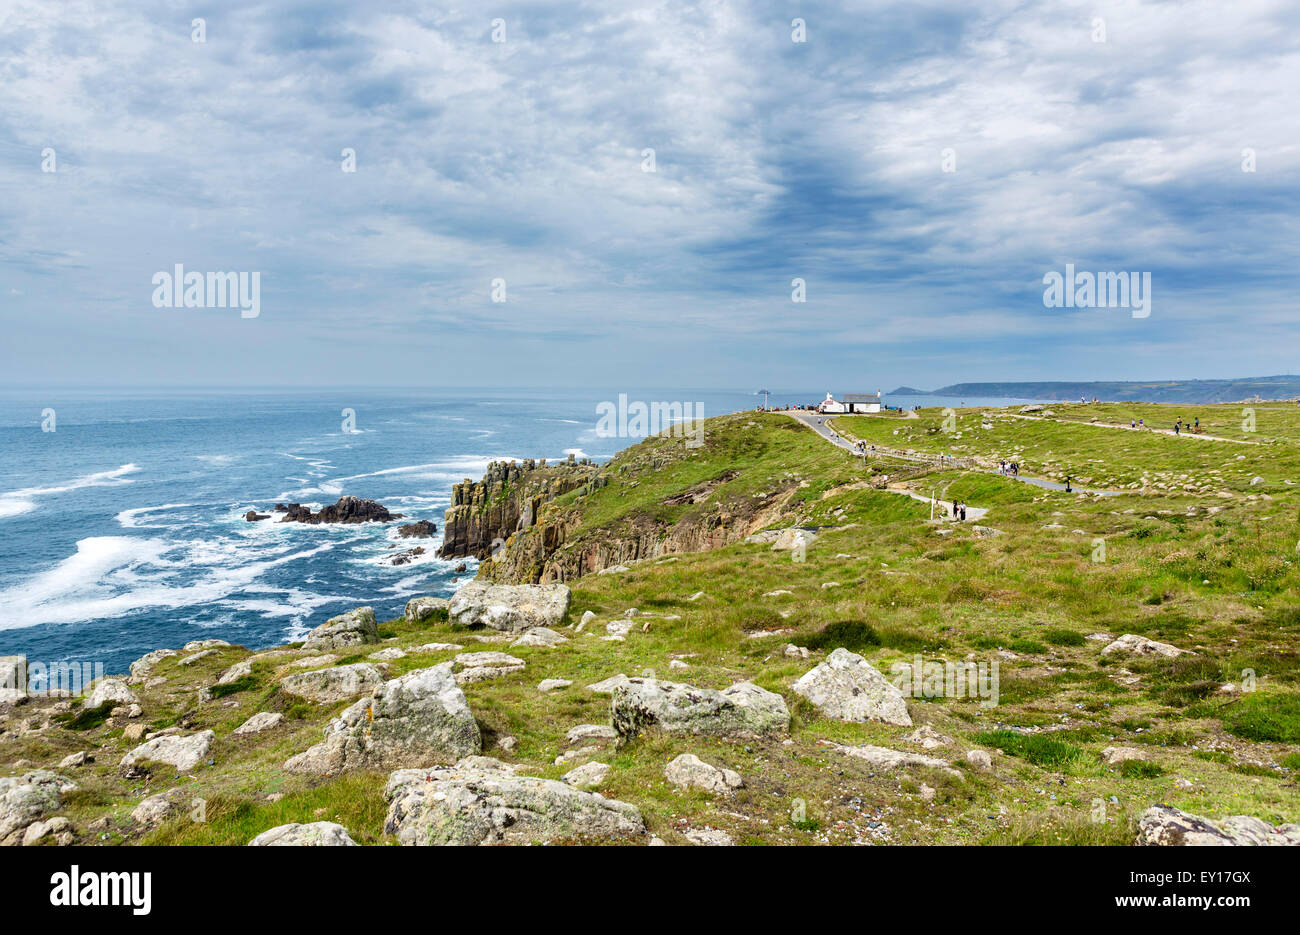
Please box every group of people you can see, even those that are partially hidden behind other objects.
[998,459,1020,476]
[950,501,968,521]
[1173,417,1199,435]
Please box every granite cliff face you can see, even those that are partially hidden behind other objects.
[437,456,601,562]
[446,437,798,585]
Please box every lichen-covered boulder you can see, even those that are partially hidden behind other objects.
[664,754,744,794]
[1102,634,1192,658]
[1137,805,1300,846]
[302,607,379,651]
[405,596,450,624]
[127,649,178,682]
[791,647,912,726]
[611,677,789,740]
[279,663,386,704]
[448,582,571,632]
[120,731,214,773]
[284,663,480,775]
[383,757,644,845]
[0,771,75,844]
[86,678,139,709]
[248,822,358,846]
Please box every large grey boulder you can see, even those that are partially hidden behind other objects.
[664,754,744,794]
[248,822,359,846]
[279,663,386,704]
[302,607,379,651]
[383,757,644,845]
[454,651,525,684]
[233,712,284,736]
[86,678,139,709]
[1102,634,1192,658]
[821,741,959,777]
[611,677,789,740]
[1137,805,1300,846]
[791,647,912,726]
[120,731,214,773]
[0,771,74,844]
[127,649,178,681]
[284,663,480,775]
[405,596,450,624]
[448,582,571,632]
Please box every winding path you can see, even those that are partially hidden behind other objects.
[785,411,1119,500]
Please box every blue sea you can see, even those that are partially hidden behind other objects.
[0,387,1039,675]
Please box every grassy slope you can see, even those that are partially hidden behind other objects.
[7,407,1300,846]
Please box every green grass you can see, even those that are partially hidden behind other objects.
[972,730,1084,769]
[1222,693,1300,742]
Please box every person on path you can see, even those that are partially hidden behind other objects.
[960,503,967,521]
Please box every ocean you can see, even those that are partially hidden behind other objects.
[0,387,1040,676]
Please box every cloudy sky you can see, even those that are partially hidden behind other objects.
[1,0,1297,390]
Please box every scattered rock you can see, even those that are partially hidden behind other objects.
[664,753,743,794]
[397,520,438,538]
[821,741,960,777]
[383,757,645,845]
[369,647,408,661]
[121,731,215,773]
[770,528,817,552]
[905,725,952,749]
[511,627,569,649]
[279,497,400,524]
[233,712,285,736]
[415,642,463,653]
[248,822,359,846]
[302,607,379,652]
[86,678,138,709]
[587,674,631,694]
[404,596,449,624]
[280,663,387,704]
[216,660,253,685]
[1101,634,1192,658]
[131,794,173,827]
[611,677,789,740]
[448,581,572,632]
[453,651,526,684]
[58,752,88,769]
[965,749,994,771]
[791,647,912,726]
[684,828,734,846]
[0,771,73,844]
[563,761,610,788]
[22,815,74,845]
[538,679,573,693]
[285,663,480,775]
[1137,805,1300,846]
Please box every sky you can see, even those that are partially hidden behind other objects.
[1,0,1298,391]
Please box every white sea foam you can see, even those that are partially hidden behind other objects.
[0,464,140,521]
[116,503,194,529]
[0,534,343,629]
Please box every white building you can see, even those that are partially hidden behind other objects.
[818,391,881,414]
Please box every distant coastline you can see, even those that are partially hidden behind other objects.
[892,375,1300,405]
